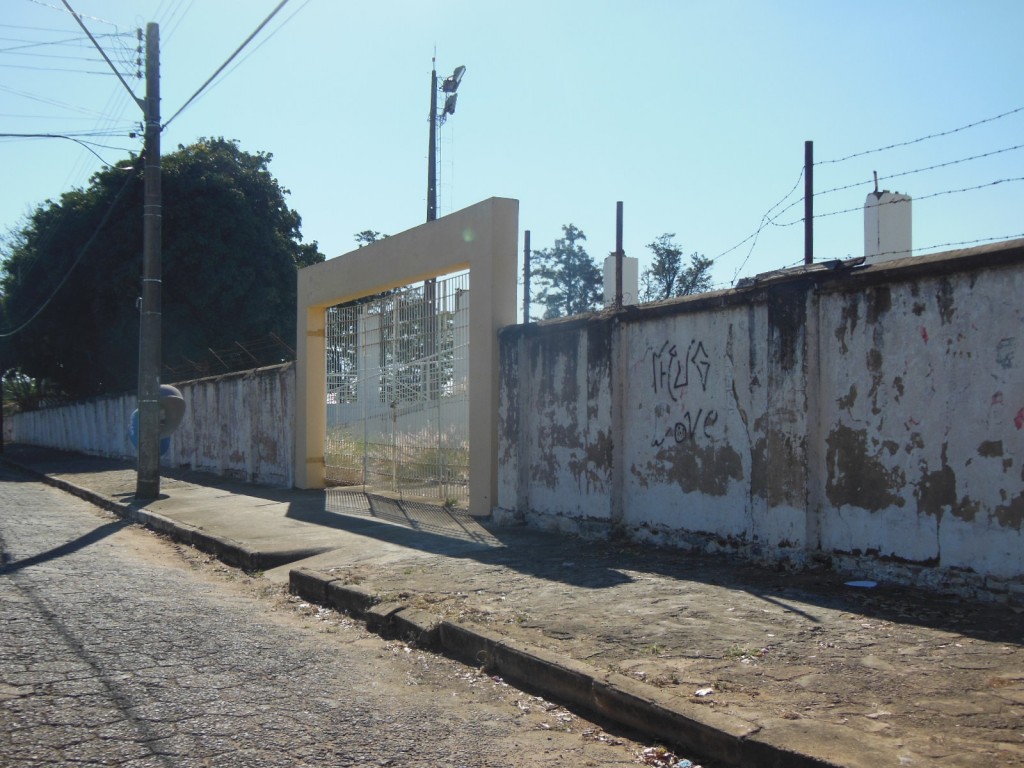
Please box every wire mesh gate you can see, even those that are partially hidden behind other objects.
[324,272,471,509]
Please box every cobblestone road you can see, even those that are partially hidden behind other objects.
[0,468,665,767]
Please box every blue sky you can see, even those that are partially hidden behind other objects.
[2,0,1022,305]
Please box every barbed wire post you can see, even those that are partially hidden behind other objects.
[804,140,813,265]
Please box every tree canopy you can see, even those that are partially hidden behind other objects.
[530,224,603,320]
[640,233,714,302]
[0,137,324,400]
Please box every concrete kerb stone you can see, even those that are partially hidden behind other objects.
[288,566,842,768]
[592,672,757,767]
[0,457,268,573]
[365,601,406,633]
[325,579,380,618]
[1,457,845,768]
[390,606,441,647]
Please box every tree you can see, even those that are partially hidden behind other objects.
[354,230,386,247]
[530,224,603,320]
[0,137,324,400]
[640,233,714,302]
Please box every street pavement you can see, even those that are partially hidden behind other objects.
[2,443,1022,768]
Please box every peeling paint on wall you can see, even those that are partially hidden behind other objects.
[497,242,1024,594]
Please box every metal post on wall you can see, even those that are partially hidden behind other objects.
[523,230,531,323]
[804,140,814,266]
[614,201,624,310]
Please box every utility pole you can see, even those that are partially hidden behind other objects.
[136,22,162,499]
[426,60,465,223]
[427,62,438,222]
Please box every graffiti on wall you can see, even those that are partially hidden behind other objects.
[648,339,718,447]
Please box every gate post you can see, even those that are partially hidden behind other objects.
[296,306,327,488]
[294,197,518,517]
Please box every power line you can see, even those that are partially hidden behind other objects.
[0,133,135,162]
[188,0,311,105]
[0,62,122,75]
[60,0,142,109]
[0,158,140,339]
[25,0,122,28]
[162,0,292,130]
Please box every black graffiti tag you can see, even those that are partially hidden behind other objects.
[651,339,710,401]
[651,408,719,447]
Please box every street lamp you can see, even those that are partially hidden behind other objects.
[427,60,465,222]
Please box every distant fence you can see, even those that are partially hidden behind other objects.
[6,363,295,488]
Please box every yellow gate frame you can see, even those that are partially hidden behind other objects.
[295,197,518,516]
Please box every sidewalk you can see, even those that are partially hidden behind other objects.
[3,444,1022,768]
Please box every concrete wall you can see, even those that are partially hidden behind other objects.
[7,363,295,487]
[498,240,1024,599]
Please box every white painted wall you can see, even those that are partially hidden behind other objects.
[498,240,1024,599]
[7,363,295,487]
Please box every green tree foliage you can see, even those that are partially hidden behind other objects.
[354,230,386,247]
[640,233,714,302]
[530,224,603,319]
[0,137,324,399]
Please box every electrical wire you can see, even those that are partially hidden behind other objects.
[162,0,292,130]
[0,133,132,164]
[188,0,311,106]
[0,157,140,339]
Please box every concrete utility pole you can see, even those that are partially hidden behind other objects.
[136,22,162,499]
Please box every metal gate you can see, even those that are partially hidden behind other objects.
[324,272,470,509]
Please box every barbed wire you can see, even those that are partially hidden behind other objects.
[815,143,1024,199]
[816,105,1024,165]
[717,106,1024,281]
[771,177,1024,228]
[711,167,804,273]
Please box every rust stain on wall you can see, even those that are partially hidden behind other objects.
[531,332,580,404]
[910,443,983,524]
[645,442,744,497]
[750,430,806,507]
[978,440,1004,458]
[837,384,858,410]
[834,294,860,355]
[825,424,905,510]
[994,491,1024,530]
[567,429,612,492]
[936,278,956,325]
[866,286,892,324]
[767,284,808,371]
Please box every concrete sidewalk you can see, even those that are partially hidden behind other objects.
[2,444,1022,768]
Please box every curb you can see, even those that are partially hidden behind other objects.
[289,566,842,768]
[5,458,842,768]
[0,459,324,572]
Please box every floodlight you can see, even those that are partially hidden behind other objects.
[443,93,458,116]
[442,65,466,92]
